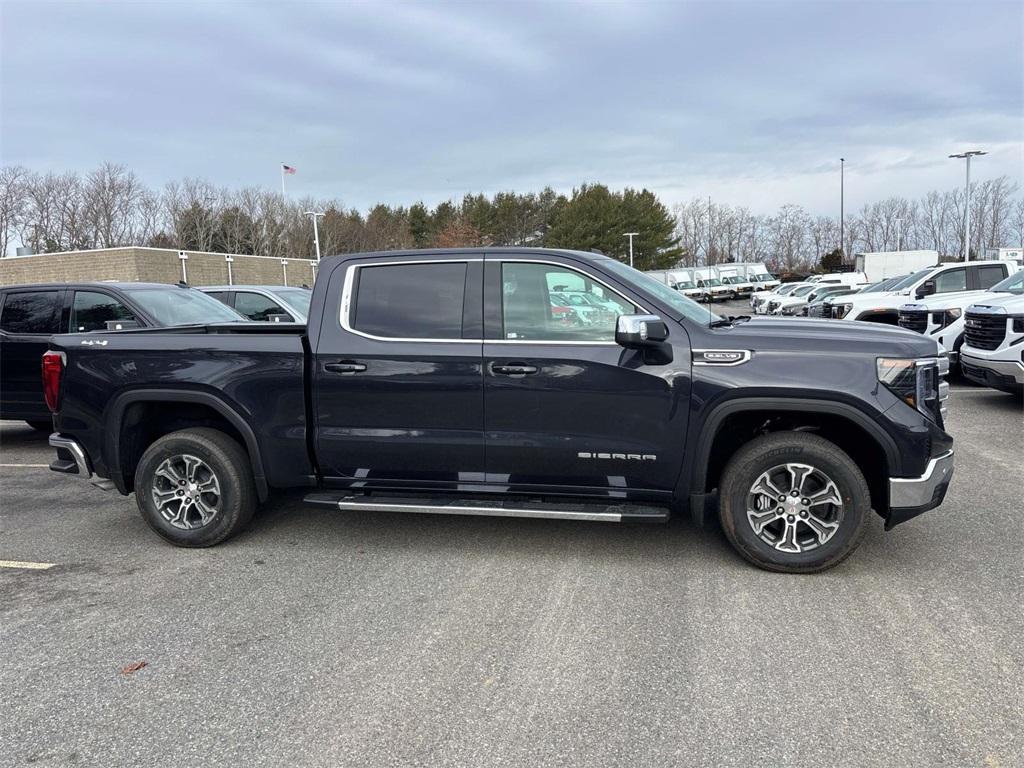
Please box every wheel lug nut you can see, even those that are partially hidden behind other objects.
[776,506,783,513]
[802,498,809,505]
[778,495,785,501]
[787,515,795,522]
[791,490,799,496]
[799,511,807,518]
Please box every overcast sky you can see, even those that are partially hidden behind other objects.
[1,0,1021,215]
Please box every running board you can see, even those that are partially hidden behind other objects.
[303,493,669,523]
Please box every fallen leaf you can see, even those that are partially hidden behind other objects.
[120,661,148,675]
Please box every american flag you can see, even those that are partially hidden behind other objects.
[282,164,297,174]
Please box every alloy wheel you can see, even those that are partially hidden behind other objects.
[151,454,222,530]
[745,462,844,553]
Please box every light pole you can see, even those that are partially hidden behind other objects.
[623,232,639,267]
[894,217,903,251]
[840,158,845,258]
[949,150,986,261]
[304,211,325,262]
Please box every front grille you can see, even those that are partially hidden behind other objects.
[807,304,825,317]
[898,310,928,334]
[964,313,1007,350]
[767,300,780,313]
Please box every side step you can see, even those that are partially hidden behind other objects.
[303,493,669,523]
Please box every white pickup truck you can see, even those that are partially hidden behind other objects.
[960,291,1024,394]
[830,261,1018,324]
[898,269,1024,364]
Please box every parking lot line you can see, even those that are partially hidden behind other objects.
[0,463,50,468]
[0,560,56,570]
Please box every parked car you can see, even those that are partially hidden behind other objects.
[45,247,952,574]
[959,292,1024,394]
[898,269,1024,367]
[805,287,859,317]
[775,283,861,316]
[199,285,312,323]
[766,284,817,314]
[735,263,780,291]
[819,274,911,319]
[750,282,809,314]
[830,261,1019,323]
[0,282,244,429]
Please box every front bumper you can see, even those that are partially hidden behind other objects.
[960,353,1024,386]
[886,450,954,529]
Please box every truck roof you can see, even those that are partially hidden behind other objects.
[0,281,190,291]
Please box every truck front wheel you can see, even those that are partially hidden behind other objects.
[718,432,870,573]
[134,428,257,547]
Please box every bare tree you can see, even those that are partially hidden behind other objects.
[83,162,142,247]
[0,165,29,256]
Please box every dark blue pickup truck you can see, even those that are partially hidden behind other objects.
[44,248,954,572]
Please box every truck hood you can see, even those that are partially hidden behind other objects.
[709,316,940,358]
[899,289,1000,312]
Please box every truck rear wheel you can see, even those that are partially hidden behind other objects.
[718,432,870,573]
[134,428,256,547]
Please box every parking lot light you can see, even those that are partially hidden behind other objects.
[948,150,987,261]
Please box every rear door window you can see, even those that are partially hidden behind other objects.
[234,291,288,322]
[350,262,467,339]
[0,291,61,334]
[71,291,138,332]
[976,264,1007,290]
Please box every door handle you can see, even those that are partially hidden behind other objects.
[324,361,367,374]
[492,363,538,376]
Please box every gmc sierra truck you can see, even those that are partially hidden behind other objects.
[44,248,954,573]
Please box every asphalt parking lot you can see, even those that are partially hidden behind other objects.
[2,378,1022,767]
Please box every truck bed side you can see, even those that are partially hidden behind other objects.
[51,324,313,497]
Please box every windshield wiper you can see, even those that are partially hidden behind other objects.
[709,314,751,328]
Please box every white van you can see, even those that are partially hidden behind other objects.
[693,267,735,301]
[714,266,755,298]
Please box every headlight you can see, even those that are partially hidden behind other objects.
[877,357,941,420]
[835,303,853,319]
[939,308,962,327]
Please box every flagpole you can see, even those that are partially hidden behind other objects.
[280,164,285,197]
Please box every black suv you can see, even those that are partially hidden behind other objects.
[0,282,242,428]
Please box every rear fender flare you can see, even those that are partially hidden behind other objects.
[105,388,269,501]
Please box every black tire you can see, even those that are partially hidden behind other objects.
[134,427,257,547]
[26,420,52,432]
[718,431,870,573]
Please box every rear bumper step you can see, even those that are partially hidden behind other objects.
[303,493,669,523]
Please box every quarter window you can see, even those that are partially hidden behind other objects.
[351,262,467,339]
[0,291,60,334]
[71,291,137,332]
[934,268,966,293]
[501,262,635,342]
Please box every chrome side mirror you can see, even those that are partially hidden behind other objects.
[615,314,669,349]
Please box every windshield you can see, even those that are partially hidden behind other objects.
[863,275,906,293]
[122,286,244,326]
[776,283,801,295]
[599,259,721,323]
[793,285,816,297]
[673,281,695,290]
[702,278,722,286]
[991,270,1024,294]
[276,288,312,318]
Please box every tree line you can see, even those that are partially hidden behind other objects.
[2,162,1021,272]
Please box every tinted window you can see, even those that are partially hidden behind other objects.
[205,291,230,304]
[352,262,467,339]
[934,268,966,293]
[502,262,636,342]
[234,292,288,322]
[977,265,1006,290]
[0,291,60,334]
[276,288,312,319]
[71,291,137,332]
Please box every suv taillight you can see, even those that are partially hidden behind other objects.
[41,351,65,412]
